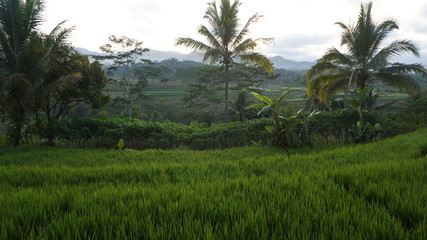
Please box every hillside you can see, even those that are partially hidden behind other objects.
[76,47,315,70]
[1,129,426,239]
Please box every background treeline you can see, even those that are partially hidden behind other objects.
[105,58,307,86]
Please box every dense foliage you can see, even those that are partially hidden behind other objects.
[40,117,271,150]
[0,0,109,146]
[31,105,422,150]
[306,2,426,102]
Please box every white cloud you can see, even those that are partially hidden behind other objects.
[40,0,427,64]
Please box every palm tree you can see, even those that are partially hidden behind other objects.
[306,2,426,105]
[0,0,75,146]
[176,0,273,123]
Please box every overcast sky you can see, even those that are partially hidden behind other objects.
[41,0,427,64]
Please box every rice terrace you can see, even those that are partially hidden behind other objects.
[1,0,427,239]
[0,129,426,239]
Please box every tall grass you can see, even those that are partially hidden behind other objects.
[0,129,426,239]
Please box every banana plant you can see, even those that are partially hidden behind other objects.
[341,87,381,142]
[117,138,125,151]
[341,87,371,121]
[291,109,320,145]
[250,90,291,149]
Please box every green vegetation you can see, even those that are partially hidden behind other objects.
[176,0,273,122]
[1,129,426,239]
[95,35,151,119]
[0,1,426,238]
[0,0,108,146]
[306,2,426,103]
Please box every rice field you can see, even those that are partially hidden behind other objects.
[0,129,426,239]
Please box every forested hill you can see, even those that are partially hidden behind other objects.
[76,47,315,70]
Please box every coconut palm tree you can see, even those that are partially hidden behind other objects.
[176,0,273,123]
[0,0,75,146]
[306,2,426,104]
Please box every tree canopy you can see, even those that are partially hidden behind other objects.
[176,0,273,122]
[306,2,427,103]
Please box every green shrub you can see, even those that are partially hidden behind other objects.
[43,118,271,150]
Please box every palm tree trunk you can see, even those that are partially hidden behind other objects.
[224,65,230,123]
[45,114,56,146]
[358,78,367,121]
[10,110,25,147]
[11,124,22,147]
[128,101,132,119]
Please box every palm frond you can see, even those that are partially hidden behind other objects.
[197,25,222,50]
[3,73,33,110]
[0,25,16,67]
[223,0,241,43]
[335,22,356,53]
[232,13,261,47]
[379,63,427,77]
[21,0,44,39]
[175,37,215,54]
[202,48,223,64]
[374,72,421,96]
[232,38,257,53]
[369,40,419,70]
[49,72,81,94]
[33,72,82,108]
[326,77,351,96]
[320,48,354,66]
[306,59,352,99]
[238,52,272,72]
[368,18,399,60]
[204,1,221,34]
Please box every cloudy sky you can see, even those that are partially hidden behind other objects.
[41,0,427,64]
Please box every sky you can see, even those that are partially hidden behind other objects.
[41,0,427,64]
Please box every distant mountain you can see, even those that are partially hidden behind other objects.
[75,47,203,62]
[269,56,315,70]
[145,50,203,62]
[75,47,102,56]
[75,47,314,70]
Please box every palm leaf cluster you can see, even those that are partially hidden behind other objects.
[176,0,273,122]
[177,0,272,70]
[306,2,427,103]
[0,0,78,145]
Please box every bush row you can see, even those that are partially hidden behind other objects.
[38,107,403,150]
[42,118,271,150]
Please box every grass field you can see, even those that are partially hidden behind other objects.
[105,80,412,112]
[1,129,426,239]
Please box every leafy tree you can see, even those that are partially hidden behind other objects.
[184,64,277,122]
[176,0,273,122]
[95,35,150,119]
[36,47,108,118]
[0,0,77,146]
[306,2,427,106]
[230,90,257,122]
[36,50,109,145]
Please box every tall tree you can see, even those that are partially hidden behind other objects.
[35,48,109,145]
[95,35,150,119]
[0,0,77,146]
[176,0,273,123]
[184,64,277,122]
[306,2,427,105]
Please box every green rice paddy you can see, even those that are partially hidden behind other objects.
[1,129,426,239]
